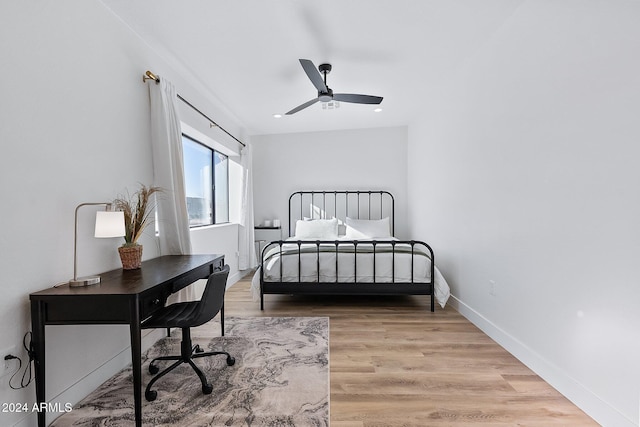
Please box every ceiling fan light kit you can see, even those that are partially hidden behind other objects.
[322,101,340,110]
[286,59,383,115]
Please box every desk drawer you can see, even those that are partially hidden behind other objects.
[170,257,224,293]
[140,288,169,320]
[43,295,130,323]
[213,257,225,272]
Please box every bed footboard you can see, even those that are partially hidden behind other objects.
[260,239,435,312]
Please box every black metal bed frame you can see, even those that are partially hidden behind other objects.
[260,191,435,311]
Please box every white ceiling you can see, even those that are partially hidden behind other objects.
[100,0,524,136]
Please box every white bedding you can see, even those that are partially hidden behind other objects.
[250,238,450,308]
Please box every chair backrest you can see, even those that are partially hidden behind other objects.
[189,265,230,328]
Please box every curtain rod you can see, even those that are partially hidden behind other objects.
[143,70,246,148]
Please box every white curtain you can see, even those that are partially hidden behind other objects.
[238,143,257,270]
[149,76,194,301]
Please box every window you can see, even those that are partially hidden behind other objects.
[182,134,229,227]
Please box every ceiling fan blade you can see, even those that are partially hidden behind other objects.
[299,59,328,93]
[285,97,320,115]
[333,93,383,104]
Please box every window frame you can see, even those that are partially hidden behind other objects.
[182,133,230,228]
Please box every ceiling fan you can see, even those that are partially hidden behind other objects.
[286,59,383,115]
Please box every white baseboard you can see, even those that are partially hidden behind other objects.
[227,270,241,287]
[12,413,34,427]
[449,295,637,427]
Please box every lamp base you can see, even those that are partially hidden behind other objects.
[69,276,101,287]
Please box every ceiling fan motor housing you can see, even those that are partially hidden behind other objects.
[318,87,333,102]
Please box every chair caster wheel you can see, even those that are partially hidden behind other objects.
[202,383,213,394]
[145,389,157,402]
[226,356,236,366]
[194,345,204,353]
[149,364,159,375]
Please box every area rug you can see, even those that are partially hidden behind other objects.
[51,317,329,427]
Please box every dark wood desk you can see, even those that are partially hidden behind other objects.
[30,254,225,427]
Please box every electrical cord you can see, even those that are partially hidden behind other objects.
[7,332,34,390]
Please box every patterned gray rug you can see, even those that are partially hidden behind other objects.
[52,317,329,427]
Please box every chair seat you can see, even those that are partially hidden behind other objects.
[142,301,201,329]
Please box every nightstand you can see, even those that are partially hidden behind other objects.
[255,226,282,261]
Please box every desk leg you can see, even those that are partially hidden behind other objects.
[31,300,46,427]
[130,300,142,427]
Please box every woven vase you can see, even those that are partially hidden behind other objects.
[118,245,143,270]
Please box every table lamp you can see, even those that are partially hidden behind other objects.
[69,203,125,287]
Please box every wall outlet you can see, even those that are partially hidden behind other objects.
[2,345,19,378]
[489,280,497,296]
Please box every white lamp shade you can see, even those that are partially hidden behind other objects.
[94,211,126,238]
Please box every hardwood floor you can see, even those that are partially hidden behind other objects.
[224,272,598,426]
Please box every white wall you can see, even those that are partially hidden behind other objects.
[407,1,640,426]
[251,127,409,238]
[0,2,245,425]
[191,224,241,284]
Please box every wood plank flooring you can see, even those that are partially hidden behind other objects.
[224,272,599,426]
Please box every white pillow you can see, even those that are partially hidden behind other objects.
[344,217,391,239]
[294,218,339,239]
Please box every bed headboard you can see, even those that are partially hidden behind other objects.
[288,190,395,237]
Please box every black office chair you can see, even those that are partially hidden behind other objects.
[141,265,235,401]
